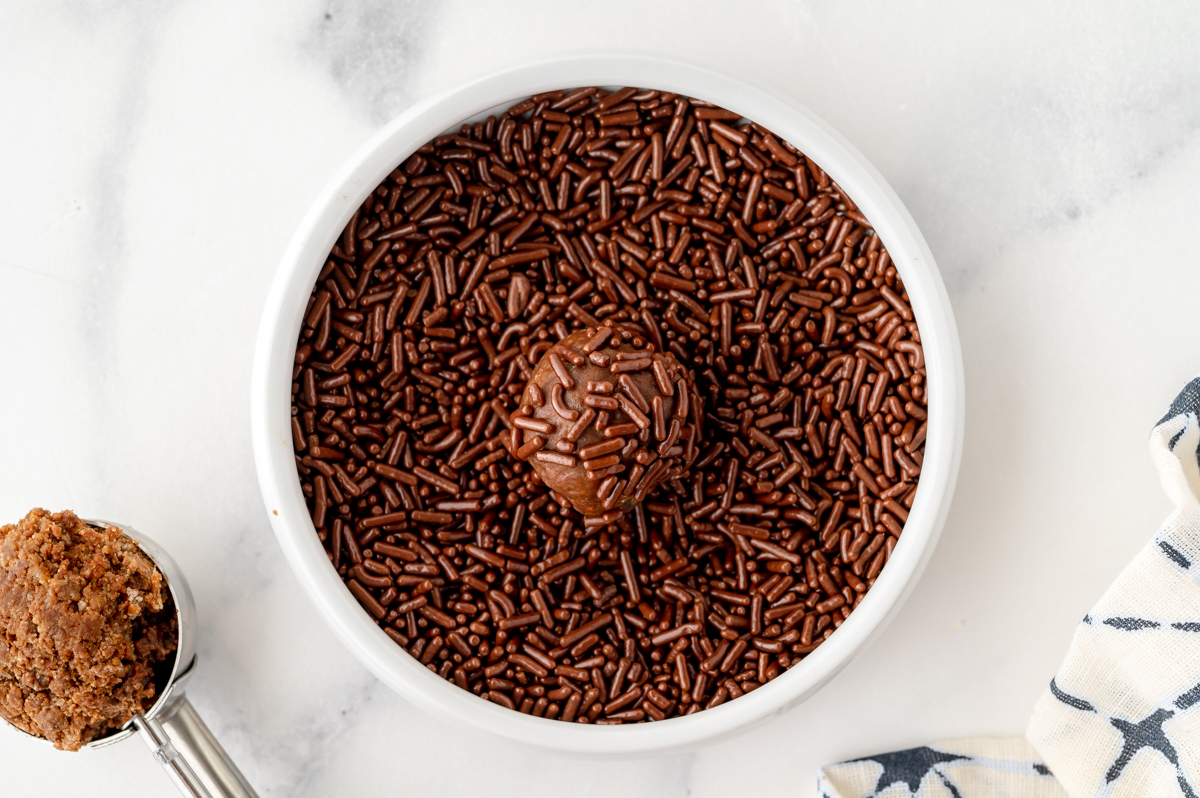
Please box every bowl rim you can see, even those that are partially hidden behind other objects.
[251,51,964,755]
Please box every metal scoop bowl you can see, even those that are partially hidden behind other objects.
[1,519,258,798]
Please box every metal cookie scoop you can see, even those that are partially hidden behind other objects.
[1,519,259,798]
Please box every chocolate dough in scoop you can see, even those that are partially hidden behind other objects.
[514,325,701,518]
[0,509,177,751]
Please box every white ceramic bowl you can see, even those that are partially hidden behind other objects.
[251,52,964,756]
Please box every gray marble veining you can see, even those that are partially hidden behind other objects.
[303,0,431,125]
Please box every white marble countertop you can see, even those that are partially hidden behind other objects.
[4,2,1200,795]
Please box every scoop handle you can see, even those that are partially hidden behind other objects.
[134,694,259,798]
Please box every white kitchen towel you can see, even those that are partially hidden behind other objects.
[817,737,1068,797]
[818,376,1200,798]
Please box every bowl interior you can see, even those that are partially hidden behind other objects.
[252,52,963,755]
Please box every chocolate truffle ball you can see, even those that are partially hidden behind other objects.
[513,325,700,518]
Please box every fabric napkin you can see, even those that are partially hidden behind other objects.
[817,377,1200,797]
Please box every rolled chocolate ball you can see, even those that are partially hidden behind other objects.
[513,325,700,519]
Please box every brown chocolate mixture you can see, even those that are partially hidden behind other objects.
[0,509,177,750]
[291,86,928,723]
[517,326,699,517]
